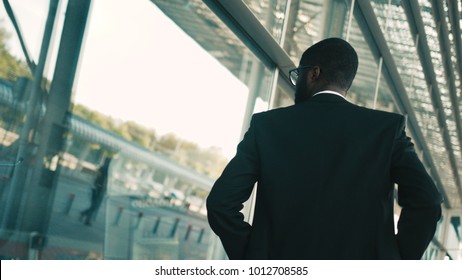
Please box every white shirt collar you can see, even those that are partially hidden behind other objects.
[312,90,346,100]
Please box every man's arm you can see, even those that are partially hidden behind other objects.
[391,116,443,259]
[206,115,260,259]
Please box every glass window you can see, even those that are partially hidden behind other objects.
[283,0,350,65]
[0,0,65,260]
[271,80,294,109]
[77,0,274,260]
[1,0,275,260]
[445,214,462,259]
[345,16,396,114]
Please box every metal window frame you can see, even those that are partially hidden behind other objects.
[202,0,296,93]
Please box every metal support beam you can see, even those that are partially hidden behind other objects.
[282,0,301,65]
[321,0,349,39]
[355,0,450,207]
[202,0,295,94]
[402,0,462,207]
[279,0,292,47]
[447,0,462,93]
[373,57,383,110]
[345,0,356,41]
[20,0,92,234]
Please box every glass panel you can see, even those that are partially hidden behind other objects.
[271,83,293,109]
[337,11,398,113]
[0,0,275,260]
[0,1,48,62]
[445,214,462,260]
[377,69,400,113]
[346,17,382,109]
[81,0,273,260]
[0,0,65,259]
[243,0,288,43]
[283,0,325,64]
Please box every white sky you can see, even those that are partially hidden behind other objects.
[1,0,251,159]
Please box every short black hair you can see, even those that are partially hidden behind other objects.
[299,38,358,90]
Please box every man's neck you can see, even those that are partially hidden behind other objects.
[312,90,346,99]
[313,85,346,96]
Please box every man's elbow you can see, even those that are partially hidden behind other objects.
[206,190,221,215]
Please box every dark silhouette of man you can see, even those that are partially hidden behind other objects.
[206,38,442,260]
[80,157,111,226]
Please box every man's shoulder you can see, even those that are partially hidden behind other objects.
[253,103,404,122]
[251,105,298,123]
[255,105,295,115]
[354,104,403,118]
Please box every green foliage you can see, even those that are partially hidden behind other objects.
[0,105,24,128]
[157,133,181,152]
[0,22,31,81]
[123,121,155,148]
[0,21,28,135]
[72,103,228,179]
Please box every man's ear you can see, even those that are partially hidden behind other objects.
[310,66,321,81]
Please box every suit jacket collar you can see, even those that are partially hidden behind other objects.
[306,93,351,104]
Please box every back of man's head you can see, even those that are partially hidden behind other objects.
[300,38,358,91]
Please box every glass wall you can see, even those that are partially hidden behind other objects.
[0,0,275,260]
[0,0,460,260]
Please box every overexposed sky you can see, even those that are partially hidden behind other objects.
[1,0,251,159]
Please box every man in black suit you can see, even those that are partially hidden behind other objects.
[206,38,442,260]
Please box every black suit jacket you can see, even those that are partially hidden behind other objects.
[207,93,442,260]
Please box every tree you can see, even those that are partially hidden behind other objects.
[0,21,29,144]
[157,133,181,153]
[124,121,155,148]
[0,21,31,81]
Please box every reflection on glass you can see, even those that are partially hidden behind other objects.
[283,0,325,64]
[346,16,383,109]
[79,0,273,260]
[0,0,62,260]
[243,0,288,43]
[271,83,293,109]
[283,0,350,65]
